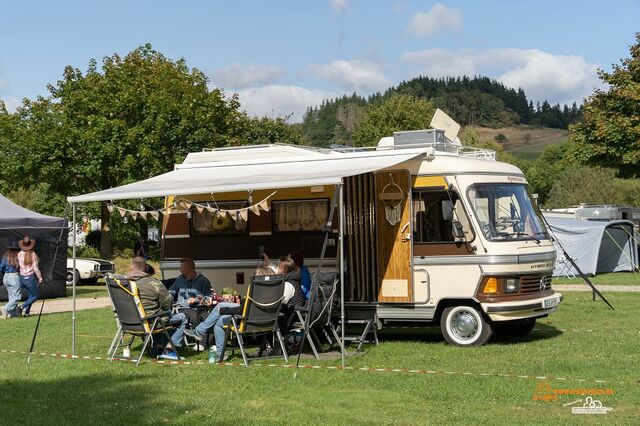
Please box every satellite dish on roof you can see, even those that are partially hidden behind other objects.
[430,108,461,143]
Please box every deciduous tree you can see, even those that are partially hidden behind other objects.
[16,44,245,256]
[571,32,640,177]
[353,95,435,146]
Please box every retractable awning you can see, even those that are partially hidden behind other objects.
[67,149,425,203]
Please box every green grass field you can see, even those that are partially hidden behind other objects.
[1,291,638,424]
[553,271,640,286]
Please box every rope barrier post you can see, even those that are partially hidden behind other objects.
[72,203,77,356]
[339,182,345,369]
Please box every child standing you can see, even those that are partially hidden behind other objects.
[0,241,21,318]
[17,236,43,317]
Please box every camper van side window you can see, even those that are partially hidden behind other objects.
[190,201,248,235]
[412,190,473,243]
[272,199,329,232]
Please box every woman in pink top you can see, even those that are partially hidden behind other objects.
[18,236,43,317]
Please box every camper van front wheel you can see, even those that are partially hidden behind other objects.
[441,306,492,346]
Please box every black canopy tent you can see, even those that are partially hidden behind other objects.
[0,194,68,301]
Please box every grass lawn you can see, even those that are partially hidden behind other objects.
[1,292,638,424]
[553,271,640,286]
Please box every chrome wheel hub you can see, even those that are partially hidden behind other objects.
[451,311,478,339]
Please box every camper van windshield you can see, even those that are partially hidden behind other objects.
[467,184,547,242]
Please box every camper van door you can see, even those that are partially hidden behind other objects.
[375,170,413,303]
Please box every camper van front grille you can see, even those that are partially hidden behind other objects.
[520,275,552,293]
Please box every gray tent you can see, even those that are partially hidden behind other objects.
[545,216,638,277]
[0,194,68,300]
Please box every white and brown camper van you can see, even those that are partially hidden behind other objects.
[158,129,562,346]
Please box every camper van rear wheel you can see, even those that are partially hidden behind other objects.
[441,306,492,346]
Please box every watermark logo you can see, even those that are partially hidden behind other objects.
[571,397,613,415]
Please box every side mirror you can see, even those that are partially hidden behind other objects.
[452,220,465,240]
[441,200,454,221]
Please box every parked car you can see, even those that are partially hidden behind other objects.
[66,258,115,285]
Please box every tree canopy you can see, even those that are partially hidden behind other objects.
[571,32,640,177]
[1,44,300,256]
[352,95,435,146]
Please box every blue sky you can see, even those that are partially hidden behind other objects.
[1,1,638,121]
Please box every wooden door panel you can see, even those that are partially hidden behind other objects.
[375,170,413,303]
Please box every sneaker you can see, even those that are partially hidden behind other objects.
[1,307,7,320]
[195,343,206,351]
[216,352,230,364]
[157,350,180,361]
[184,329,205,342]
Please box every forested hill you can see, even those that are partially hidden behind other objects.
[300,75,582,148]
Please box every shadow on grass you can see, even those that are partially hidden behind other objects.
[491,322,563,345]
[359,321,563,346]
[0,371,190,424]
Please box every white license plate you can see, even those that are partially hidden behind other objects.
[543,297,559,309]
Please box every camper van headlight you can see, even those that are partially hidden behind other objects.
[505,278,519,293]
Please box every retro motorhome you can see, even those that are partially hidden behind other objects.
[152,129,562,346]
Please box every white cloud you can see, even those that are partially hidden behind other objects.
[210,63,286,90]
[406,4,463,38]
[329,0,348,13]
[310,59,390,93]
[2,98,21,113]
[402,48,600,105]
[235,85,338,122]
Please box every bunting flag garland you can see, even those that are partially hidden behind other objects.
[104,191,277,223]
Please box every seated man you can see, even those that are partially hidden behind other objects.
[127,256,187,360]
[290,251,312,301]
[169,258,212,327]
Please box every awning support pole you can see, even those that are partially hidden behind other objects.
[339,182,345,369]
[72,203,77,356]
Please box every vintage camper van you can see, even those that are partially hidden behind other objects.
[158,130,562,346]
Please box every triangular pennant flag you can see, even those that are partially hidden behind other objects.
[138,211,148,221]
[107,204,115,213]
[118,208,127,218]
[250,204,261,216]
[225,210,236,222]
[196,204,205,214]
[150,211,160,220]
[129,211,138,221]
[259,199,269,212]
[239,209,249,222]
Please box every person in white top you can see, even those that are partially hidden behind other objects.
[17,236,43,317]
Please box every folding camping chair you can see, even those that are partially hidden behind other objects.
[105,274,178,366]
[556,255,576,279]
[293,272,344,358]
[221,274,288,367]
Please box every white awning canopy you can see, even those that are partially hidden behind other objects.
[67,148,426,203]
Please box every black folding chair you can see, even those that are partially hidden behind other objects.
[105,274,177,366]
[294,272,344,358]
[222,274,288,367]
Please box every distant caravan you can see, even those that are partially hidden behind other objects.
[155,110,562,346]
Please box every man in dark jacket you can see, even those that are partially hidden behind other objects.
[169,258,212,326]
[127,256,187,360]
